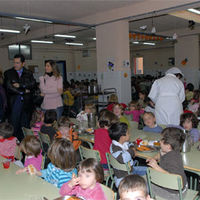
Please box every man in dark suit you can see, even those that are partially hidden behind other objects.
[4,54,36,141]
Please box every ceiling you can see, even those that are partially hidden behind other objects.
[0,0,200,47]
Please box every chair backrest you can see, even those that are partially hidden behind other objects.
[158,124,167,129]
[124,114,133,122]
[129,120,139,130]
[79,145,101,162]
[147,168,183,199]
[38,132,51,152]
[22,127,34,137]
[100,183,116,200]
[106,152,131,172]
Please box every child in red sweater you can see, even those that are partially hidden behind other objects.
[93,110,119,169]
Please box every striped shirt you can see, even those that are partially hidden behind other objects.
[41,163,77,188]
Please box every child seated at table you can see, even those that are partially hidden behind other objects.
[180,112,199,143]
[0,122,17,160]
[56,116,81,151]
[60,158,107,200]
[143,112,162,133]
[146,127,187,199]
[107,93,127,111]
[16,135,42,173]
[109,122,147,187]
[113,103,130,128]
[119,174,154,200]
[124,100,144,122]
[76,103,96,122]
[32,138,77,188]
[40,109,57,142]
[30,109,44,137]
[93,110,119,170]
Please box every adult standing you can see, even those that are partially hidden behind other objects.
[4,54,36,141]
[39,60,63,119]
[148,67,185,125]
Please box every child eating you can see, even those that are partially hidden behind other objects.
[60,158,107,200]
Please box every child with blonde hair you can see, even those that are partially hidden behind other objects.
[26,138,77,188]
[60,158,107,200]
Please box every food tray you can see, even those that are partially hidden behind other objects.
[136,145,157,152]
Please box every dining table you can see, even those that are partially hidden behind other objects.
[0,156,59,200]
[76,121,200,176]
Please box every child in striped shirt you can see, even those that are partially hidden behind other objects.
[33,138,77,188]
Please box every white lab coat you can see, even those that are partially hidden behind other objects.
[148,74,185,125]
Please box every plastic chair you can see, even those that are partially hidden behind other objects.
[100,183,116,200]
[147,167,199,200]
[79,145,101,162]
[38,132,51,153]
[106,152,131,189]
[22,127,34,137]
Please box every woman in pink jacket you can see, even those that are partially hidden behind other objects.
[39,60,63,119]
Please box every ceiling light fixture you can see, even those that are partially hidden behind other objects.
[54,34,76,38]
[65,42,83,46]
[187,8,200,15]
[92,37,96,40]
[133,41,139,44]
[0,28,20,33]
[143,42,155,46]
[31,40,54,44]
[15,17,52,23]
[151,12,156,34]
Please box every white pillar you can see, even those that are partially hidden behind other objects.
[96,20,131,104]
[175,35,199,88]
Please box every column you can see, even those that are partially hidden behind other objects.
[175,35,199,88]
[96,20,131,104]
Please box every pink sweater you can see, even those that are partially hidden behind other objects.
[93,128,112,165]
[124,110,144,122]
[0,136,17,159]
[24,151,42,171]
[39,75,63,110]
[59,182,107,200]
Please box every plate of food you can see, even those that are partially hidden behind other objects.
[85,128,94,134]
[136,145,157,152]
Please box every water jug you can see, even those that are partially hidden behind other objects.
[87,113,96,128]
[182,130,192,153]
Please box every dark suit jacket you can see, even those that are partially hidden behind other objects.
[4,67,36,111]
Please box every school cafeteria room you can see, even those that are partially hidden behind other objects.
[1,0,200,200]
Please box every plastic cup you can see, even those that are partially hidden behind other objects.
[3,161,10,169]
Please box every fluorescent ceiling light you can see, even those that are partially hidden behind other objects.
[92,37,96,40]
[143,42,155,46]
[0,28,20,33]
[65,42,83,46]
[54,34,76,38]
[187,8,200,15]
[15,17,52,23]
[31,40,54,44]
[133,41,139,44]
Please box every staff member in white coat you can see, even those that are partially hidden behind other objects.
[148,67,185,125]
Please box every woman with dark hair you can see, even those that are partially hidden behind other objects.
[39,60,63,119]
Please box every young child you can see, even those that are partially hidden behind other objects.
[188,89,200,113]
[60,158,107,200]
[76,103,96,122]
[93,110,119,169]
[180,112,199,143]
[138,90,148,109]
[40,109,57,142]
[109,122,147,187]
[31,138,77,188]
[56,116,81,151]
[119,174,153,200]
[185,83,194,102]
[107,94,127,111]
[16,135,42,173]
[0,122,17,160]
[124,100,144,122]
[30,109,44,136]
[143,112,163,133]
[146,127,187,199]
[113,103,130,128]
